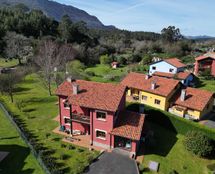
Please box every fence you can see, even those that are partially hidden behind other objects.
[0,102,51,174]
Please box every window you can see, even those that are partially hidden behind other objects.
[96,111,106,120]
[152,66,156,70]
[64,117,71,124]
[96,130,106,139]
[63,100,70,108]
[169,68,174,72]
[154,99,161,105]
[142,95,147,101]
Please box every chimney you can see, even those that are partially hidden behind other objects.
[66,76,72,82]
[180,89,186,101]
[145,74,150,80]
[72,83,79,95]
[151,81,156,90]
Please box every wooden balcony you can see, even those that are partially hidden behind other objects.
[71,113,90,125]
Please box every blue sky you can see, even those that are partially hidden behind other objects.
[56,0,215,36]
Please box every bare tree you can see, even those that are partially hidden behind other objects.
[35,39,76,96]
[0,70,24,103]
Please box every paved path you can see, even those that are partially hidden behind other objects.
[84,152,139,174]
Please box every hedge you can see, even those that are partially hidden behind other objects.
[126,102,215,140]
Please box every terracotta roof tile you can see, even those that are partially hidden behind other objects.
[121,72,180,97]
[164,58,186,68]
[56,80,126,112]
[153,71,192,80]
[110,111,145,140]
[174,88,214,111]
[195,52,215,61]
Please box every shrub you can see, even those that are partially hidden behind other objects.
[169,170,178,174]
[183,131,214,157]
[86,71,95,76]
[139,163,144,172]
[100,54,112,65]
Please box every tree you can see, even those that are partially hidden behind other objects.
[34,39,76,96]
[3,32,32,64]
[0,70,24,103]
[58,15,73,43]
[183,131,214,157]
[161,26,183,43]
[100,54,112,65]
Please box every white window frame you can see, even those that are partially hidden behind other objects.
[63,116,71,126]
[154,99,161,105]
[62,99,70,110]
[95,110,107,121]
[95,129,107,140]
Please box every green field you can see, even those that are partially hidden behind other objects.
[0,109,44,174]
[0,74,99,174]
[85,64,128,82]
[0,58,19,68]
[142,122,215,174]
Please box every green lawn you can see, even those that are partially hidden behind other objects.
[0,74,99,174]
[142,122,215,174]
[0,58,19,68]
[0,109,44,174]
[85,64,128,82]
[197,78,215,92]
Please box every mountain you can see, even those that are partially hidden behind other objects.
[0,0,114,29]
[185,35,215,40]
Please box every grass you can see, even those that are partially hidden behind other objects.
[197,78,215,92]
[143,122,215,174]
[85,64,128,82]
[0,109,44,174]
[0,58,19,68]
[0,74,99,174]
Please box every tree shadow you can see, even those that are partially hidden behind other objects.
[13,87,31,93]
[143,121,178,157]
[0,136,19,140]
[0,144,35,174]
[127,103,178,157]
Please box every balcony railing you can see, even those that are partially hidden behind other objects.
[71,113,90,124]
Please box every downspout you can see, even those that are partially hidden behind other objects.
[70,104,73,135]
[91,110,93,145]
[58,97,62,126]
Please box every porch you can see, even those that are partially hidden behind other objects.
[53,126,104,151]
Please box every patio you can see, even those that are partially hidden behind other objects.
[53,127,105,151]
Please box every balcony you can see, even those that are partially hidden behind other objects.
[71,113,90,124]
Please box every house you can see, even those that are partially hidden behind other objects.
[169,88,214,120]
[152,71,195,86]
[149,58,186,75]
[55,78,145,157]
[194,52,215,76]
[121,72,181,111]
[111,61,120,69]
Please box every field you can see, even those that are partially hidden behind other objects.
[142,122,215,174]
[197,78,215,92]
[0,108,44,174]
[85,64,128,82]
[0,74,99,174]
[0,58,19,68]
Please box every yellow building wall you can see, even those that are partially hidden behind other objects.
[172,107,185,117]
[187,109,201,119]
[140,91,167,111]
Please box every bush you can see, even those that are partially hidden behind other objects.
[139,163,144,172]
[100,54,112,65]
[183,131,214,157]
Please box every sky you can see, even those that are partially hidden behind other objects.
[55,0,215,36]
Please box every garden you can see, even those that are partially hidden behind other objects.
[0,74,99,174]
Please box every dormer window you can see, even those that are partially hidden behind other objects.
[96,111,106,121]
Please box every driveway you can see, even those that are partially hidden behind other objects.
[84,152,139,174]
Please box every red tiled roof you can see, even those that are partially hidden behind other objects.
[110,111,145,140]
[174,88,214,111]
[56,80,126,112]
[195,52,215,61]
[153,71,174,78]
[164,58,186,68]
[153,71,192,80]
[121,72,180,97]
